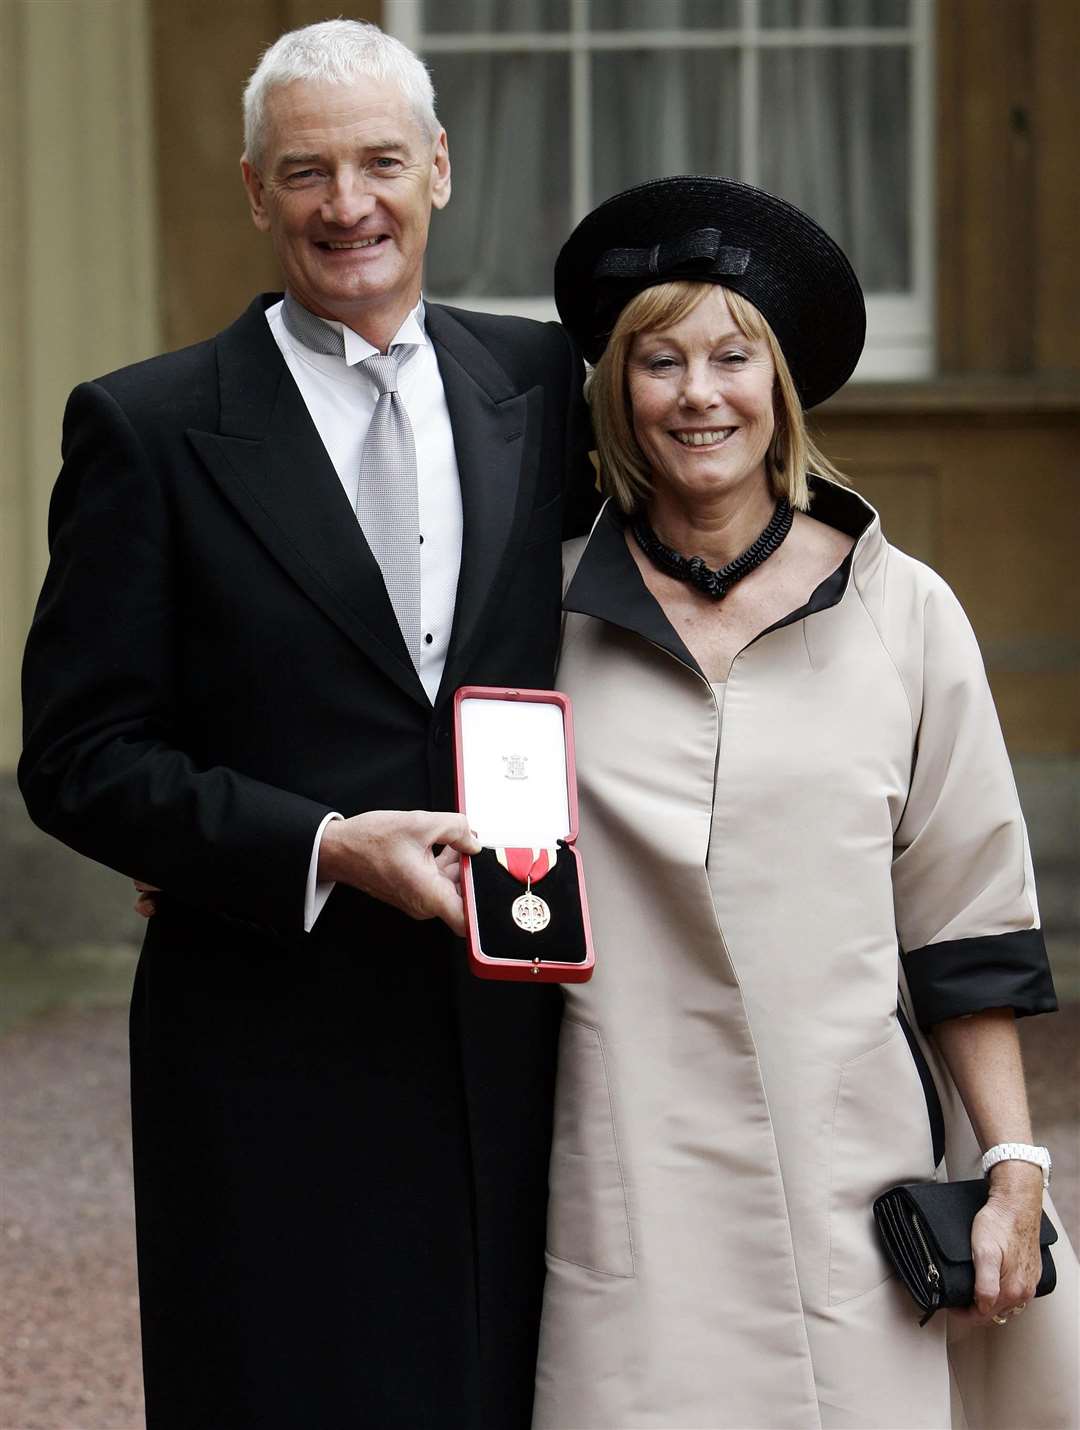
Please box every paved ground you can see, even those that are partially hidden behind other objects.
[2,999,143,1430]
[1,949,1077,1430]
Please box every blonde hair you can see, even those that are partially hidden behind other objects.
[586,280,847,515]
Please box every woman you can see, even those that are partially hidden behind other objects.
[533,178,1076,1430]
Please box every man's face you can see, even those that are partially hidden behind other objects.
[241,75,450,337]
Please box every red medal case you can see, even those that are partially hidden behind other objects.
[453,686,594,983]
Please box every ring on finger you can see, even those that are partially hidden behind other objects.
[991,1313,1008,1326]
[1010,1304,1027,1317]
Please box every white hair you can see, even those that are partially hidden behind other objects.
[242,19,440,168]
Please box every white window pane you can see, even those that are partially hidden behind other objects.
[760,0,909,27]
[422,0,570,32]
[425,54,570,297]
[592,49,740,200]
[589,0,740,28]
[758,46,911,291]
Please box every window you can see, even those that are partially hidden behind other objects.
[386,0,934,379]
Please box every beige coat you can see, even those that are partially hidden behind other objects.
[534,483,1076,1430]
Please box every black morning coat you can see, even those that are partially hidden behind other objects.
[19,295,598,1430]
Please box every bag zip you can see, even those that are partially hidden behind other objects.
[910,1212,942,1325]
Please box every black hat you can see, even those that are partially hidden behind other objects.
[554,175,865,409]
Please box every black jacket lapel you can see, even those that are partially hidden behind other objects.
[564,502,702,672]
[189,296,428,707]
[425,305,540,705]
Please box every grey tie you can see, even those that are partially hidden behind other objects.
[355,350,421,660]
[281,295,421,661]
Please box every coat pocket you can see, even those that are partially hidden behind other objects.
[827,1026,937,1304]
[546,1019,634,1277]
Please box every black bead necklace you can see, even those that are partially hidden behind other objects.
[631,499,793,601]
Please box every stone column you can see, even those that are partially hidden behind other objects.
[0,0,161,773]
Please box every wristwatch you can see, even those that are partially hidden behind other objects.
[981,1142,1051,1189]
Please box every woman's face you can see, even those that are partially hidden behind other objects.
[627,287,776,507]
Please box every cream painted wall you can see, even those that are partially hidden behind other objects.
[0,0,161,771]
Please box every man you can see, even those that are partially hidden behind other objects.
[19,20,594,1429]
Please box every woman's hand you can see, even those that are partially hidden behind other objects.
[133,879,160,917]
[950,1161,1045,1325]
[930,1008,1046,1326]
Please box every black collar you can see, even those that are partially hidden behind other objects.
[563,479,874,676]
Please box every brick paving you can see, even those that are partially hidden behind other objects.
[1,982,1076,1430]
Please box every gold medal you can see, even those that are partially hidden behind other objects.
[511,890,551,933]
[497,846,558,936]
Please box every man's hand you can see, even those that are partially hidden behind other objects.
[318,810,481,936]
[131,811,480,934]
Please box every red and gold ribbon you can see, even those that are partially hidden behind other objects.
[495,846,559,886]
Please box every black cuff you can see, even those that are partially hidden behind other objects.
[902,928,1058,1030]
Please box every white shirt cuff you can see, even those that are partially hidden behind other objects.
[305,811,343,932]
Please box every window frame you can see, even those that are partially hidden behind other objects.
[385,0,935,380]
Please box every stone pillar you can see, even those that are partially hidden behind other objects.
[0,0,161,773]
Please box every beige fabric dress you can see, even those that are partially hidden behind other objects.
[533,482,1076,1430]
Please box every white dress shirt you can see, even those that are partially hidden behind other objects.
[265,297,464,928]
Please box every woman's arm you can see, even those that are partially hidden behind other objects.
[932,1008,1046,1324]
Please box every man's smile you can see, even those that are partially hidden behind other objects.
[317,235,387,250]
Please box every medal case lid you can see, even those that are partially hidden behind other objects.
[453,686,579,848]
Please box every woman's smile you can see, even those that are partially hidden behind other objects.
[670,426,737,448]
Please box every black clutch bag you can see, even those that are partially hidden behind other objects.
[873,1179,1058,1324]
